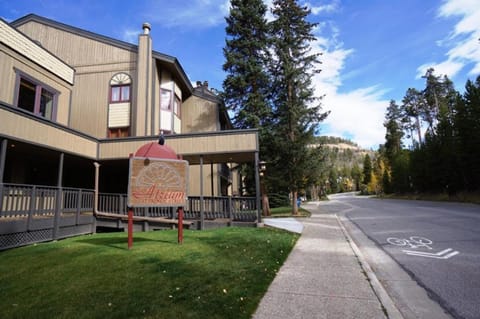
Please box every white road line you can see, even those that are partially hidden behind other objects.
[402,248,459,259]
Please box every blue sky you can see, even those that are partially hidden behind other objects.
[2,0,479,149]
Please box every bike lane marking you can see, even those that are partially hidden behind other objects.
[402,248,459,259]
[386,236,460,260]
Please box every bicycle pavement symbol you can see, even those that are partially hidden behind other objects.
[386,236,459,259]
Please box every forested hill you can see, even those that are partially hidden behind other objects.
[316,136,363,151]
[313,136,374,194]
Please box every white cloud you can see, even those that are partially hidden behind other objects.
[307,0,340,15]
[428,0,480,77]
[121,29,139,44]
[320,85,388,148]
[416,60,464,79]
[145,0,230,28]
[310,22,388,149]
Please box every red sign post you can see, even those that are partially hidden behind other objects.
[126,141,188,248]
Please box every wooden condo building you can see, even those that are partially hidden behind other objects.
[0,15,262,250]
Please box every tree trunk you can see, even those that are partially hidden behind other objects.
[292,191,298,215]
[262,193,271,216]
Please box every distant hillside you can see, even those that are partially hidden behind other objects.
[312,136,375,193]
[316,136,360,147]
[313,136,372,159]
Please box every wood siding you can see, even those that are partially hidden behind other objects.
[16,21,137,138]
[0,108,97,158]
[16,21,136,67]
[0,20,74,84]
[108,102,130,128]
[98,132,257,161]
[182,95,219,133]
[0,44,72,125]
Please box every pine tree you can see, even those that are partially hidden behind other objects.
[222,0,272,214]
[222,0,270,129]
[268,0,329,214]
[362,154,372,185]
[401,88,425,145]
[456,76,480,190]
[384,100,404,163]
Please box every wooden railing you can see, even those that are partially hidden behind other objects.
[0,183,95,250]
[0,183,258,250]
[97,193,257,222]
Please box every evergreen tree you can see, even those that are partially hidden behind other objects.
[351,163,362,191]
[401,88,425,145]
[222,0,270,129]
[384,100,404,164]
[222,0,273,213]
[362,154,372,185]
[268,0,329,214]
[455,76,480,190]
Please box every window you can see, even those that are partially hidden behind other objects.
[161,89,172,110]
[16,76,57,120]
[110,84,130,103]
[173,94,181,116]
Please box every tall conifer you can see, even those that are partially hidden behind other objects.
[222,0,270,129]
[268,0,329,213]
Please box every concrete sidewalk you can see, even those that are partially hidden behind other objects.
[254,202,401,319]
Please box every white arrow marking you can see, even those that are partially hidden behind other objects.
[402,248,459,259]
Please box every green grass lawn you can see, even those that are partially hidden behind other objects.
[0,227,299,319]
[269,206,311,218]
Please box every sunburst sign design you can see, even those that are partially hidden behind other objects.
[128,157,188,207]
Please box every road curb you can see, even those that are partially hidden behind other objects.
[336,214,404,319]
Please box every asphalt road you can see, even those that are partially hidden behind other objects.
[329,193,480,319]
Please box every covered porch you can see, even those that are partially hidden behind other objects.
[0,103,263,250]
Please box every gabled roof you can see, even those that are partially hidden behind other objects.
[11,14,193,96]
[0,17,75,84]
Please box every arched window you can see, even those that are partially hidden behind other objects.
[108,73,132,138]
[109,73,131,103]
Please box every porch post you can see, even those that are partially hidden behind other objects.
[255,151,261,223]
[0,139,7,213]
[93,162,100,233]
[53,152,64,239]
[200,155,204,230]
[93,162,100,213]
[210,162,214,215]
[0,139,7,183]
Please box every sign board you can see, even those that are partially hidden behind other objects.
[127,157,189,207]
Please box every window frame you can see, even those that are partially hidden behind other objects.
[160,89,172,111]
[14,71,59,121]
[109,84,131,103]
[173,94,181,117]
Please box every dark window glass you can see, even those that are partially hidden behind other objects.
[17,78,36,113]
[17,77,56,120]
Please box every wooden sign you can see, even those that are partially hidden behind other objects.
[127,157,188,207]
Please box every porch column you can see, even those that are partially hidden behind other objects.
[210,162,214,196]
[93,162,100,233]
[255,151,261,223]
[0,139,7,213]
[93,162,100,213]
[53,153,64,239]
[200,155,204,230]
[210,162,214,216]
[0,139,7,183]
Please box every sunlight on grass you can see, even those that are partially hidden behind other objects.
[0,227,298,319]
